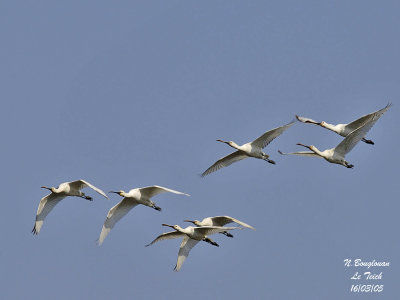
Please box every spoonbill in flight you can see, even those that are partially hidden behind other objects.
[278,111,385,168]
[32,179,109,235]
[184,216,255,238]
[296,103,391,145]
[98,186,189,245]
[146,224,239,271]
[201,120,295,177]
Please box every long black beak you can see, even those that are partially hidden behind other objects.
[109,191,120,194]
[41,186,51,191]
[296,143,310,149]
[183,220,195,224]
[162,224,174,228]
[216,139,228,144]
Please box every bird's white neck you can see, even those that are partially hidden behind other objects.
[177,226,192,234]
[229,141,243,151]
[45,186,59,193]
[320,122,339,133]
[309,146,325,157]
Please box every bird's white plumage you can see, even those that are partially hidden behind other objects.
[296,103,391,140]
[192,226,239,236]
[251,121,296,149]
[195,216,255,230]
[98,185,189,245]
[33,194,66,235]
[334,113,380,157]
[202,120,295,176]
[147,225,239,271]
[69,180,109,199]
[137,185,190,198]
[98,199,138,245]
[201,151,248,177]
[175,237,199,272]
[32,179,108,235]
[280,110,386,167]
[145,231,185,247]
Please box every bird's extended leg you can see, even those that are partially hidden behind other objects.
[266,159,276,165]
[345,161,354,169]
[152,204,162,211]
[362,137,374,145]
[262,153,276,165]
[203,237,219,247]
[81,193,93,201]
[221,231,234,238]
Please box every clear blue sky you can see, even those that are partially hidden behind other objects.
[1,1,399,299]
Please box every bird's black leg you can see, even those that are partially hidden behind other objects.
[82,194,93,201]
[262,154,276,165]
[263,158,276,164]
[203,237,219,247]
[345,162,354,169]
[152,205,162,211]
[362,137,374,145]
[221,231,234,238]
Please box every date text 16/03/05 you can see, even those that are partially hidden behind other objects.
[351,284,383,293]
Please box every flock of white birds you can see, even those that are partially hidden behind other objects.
[33,104,391,271]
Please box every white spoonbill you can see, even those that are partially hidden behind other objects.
[201,120,295,177]
[184,216,255,238]
[32,179,109,235]
[98,186,189,245]
[146,224,239,271]
[296,103,391,145]
[278,112,384,168]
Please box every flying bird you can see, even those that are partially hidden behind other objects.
[32,179,109,235]
[146,224,239,271]
[184,216,255,238]
[278,111,385,168]
[296,103,391,145]
[98,186,189,245]
[201,120,295,177]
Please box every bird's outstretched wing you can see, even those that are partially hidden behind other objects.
[98,198,138,245]
[345,103,391,132]
[208,216,255,230]
[69,179,109,199]
[145,231,184,247]
[335,114,380,157]
[193,226,240,236]
[32,193,66,235]
[174,237,199,272]
[295,115,320,125]
[278,150,321,158]
[138,186,190,199]
[251,120,296,149]
[201,151,248,177]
